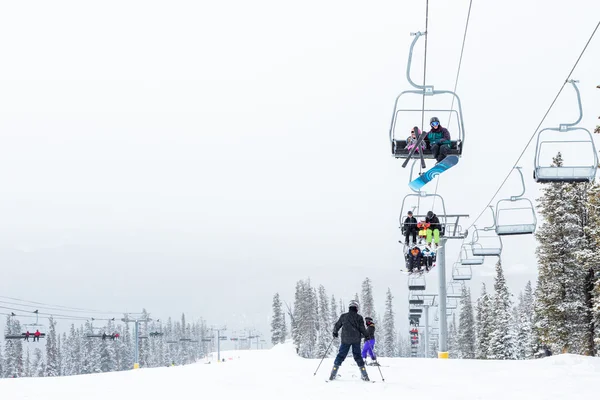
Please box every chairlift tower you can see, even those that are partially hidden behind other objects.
[121,313,152,369]
[210,325,227,362]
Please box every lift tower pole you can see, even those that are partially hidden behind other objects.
[122,313,151,369]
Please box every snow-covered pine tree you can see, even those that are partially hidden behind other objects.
[316,285,331,357]
[382,288,397,357]
[45,316,59,376]
[24,348,31,377]
[4,315,24,377]
[330,295,340,350]
[515,282,535,359]
[291,280,304,352]
[488,259,517,359]
[360,278,376,321]
[583,183,600,355]
[292,279,318,358]
[534,153,591,355]
[475,283,492,359]
[271,293,285,345]
[448,314,459,358]
[458,285,475,359]
[0,341,4,378]
[33,348,45,377]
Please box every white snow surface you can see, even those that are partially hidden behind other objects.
[1,342,598,399]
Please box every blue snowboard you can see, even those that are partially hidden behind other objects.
[409,155,459,191]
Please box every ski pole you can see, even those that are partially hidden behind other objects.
[313,337,336,376]
[372,350,385,382]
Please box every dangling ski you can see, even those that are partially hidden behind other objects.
[408,155,459,191]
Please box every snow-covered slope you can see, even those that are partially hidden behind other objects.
[1,342,598,399]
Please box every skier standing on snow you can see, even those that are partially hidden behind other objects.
[362,317,379,366]
[329,300,371,381]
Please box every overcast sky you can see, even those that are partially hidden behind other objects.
[0,0,598,342]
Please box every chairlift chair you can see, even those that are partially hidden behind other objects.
[408,275,426,291]
[495,167,537,235]
[459,244,484,265]
[446,298,458,310]
[447,281,464,298]
[533,80,598,183]
[471,229,502,257]
[452,263,472,281]
[389,32,465,160]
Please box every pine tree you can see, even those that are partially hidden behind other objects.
[33,348,45,377]
[360,278,376,320]
[292,279,318,358]
[271,293,285,345]
[448,314,459,358]
[45,316,59,376]
[0,341,4,378]
[330,295,340,350]
[316,285,331,357]
[24,348,31,377]
[534,154,591,355]
[382,288,397,357]
[515,281,535,359]
[488,260,517,359]
[458,285,476,359]
[475,283,492,359]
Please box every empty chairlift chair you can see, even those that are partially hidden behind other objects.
[459,244,484,266]
[452,262,472,281]
[388,31,465,162]
[495,167,537,236]
[447,281,464,298]
[470,229,502,257]
[534,80,598,183]
[408,275,426,291]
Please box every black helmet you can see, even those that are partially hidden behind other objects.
[430,116,440,125]
[365,317,373,323]
[427,211,434,218]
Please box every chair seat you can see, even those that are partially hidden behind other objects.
[535,166,595,182]
[496,224,535,236]
[392,140,462,158]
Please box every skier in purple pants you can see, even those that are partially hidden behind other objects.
[361,317,379,366]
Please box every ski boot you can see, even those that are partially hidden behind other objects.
[370,360,380,367]
[329,365,339,381]
[359,366,370,381]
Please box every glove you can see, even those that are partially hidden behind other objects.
[364,336,371,341]
[333,332,338,338]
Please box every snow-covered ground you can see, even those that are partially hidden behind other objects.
[1,342,598,399]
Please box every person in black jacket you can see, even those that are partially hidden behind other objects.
[329,300,370,381]
[425,211,442,249]
[403,211,418,246]
[361,317,378,366]
[406,246,423,273]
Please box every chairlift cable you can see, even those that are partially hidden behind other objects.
[0,305,115,321]
[447,0,474,127]
[0,295,126,315]
[419,0,430,175]
[464,19,600,233]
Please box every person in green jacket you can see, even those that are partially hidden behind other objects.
[427,116,452,163]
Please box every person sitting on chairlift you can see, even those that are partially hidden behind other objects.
[407,246,423,273]
[427,117,451,163]
[405,127,426,153]
[417,220,430,242]
[425,211,442,249]
[34,330,41,342]
[24,331,30,342]
[403,211,418,246]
